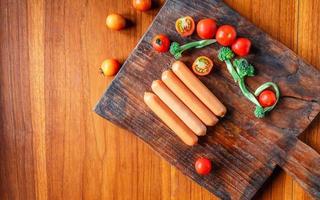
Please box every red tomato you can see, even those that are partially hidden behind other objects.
[196,18,217,39]
[133,0,151,11]
[175,16,195,37]
[215,25,237,46]
[258,90,277,107]
[232,38,251,56]
[152,34,170,52]
[195,157,212,175]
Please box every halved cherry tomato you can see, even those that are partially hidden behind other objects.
[258,90,276,107]
[215,25,237,46]
[192,56,213,76]
[100,59,121,76]
[133,0,151,11]
[152,34,170,52]
[196,18,217,39]
[195,157,212,175]
[232,38,251,56]
[175,16,195,37]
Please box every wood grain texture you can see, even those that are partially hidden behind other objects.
[0,0,319,200]
[95,0,320,199]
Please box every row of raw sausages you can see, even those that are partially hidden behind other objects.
[144,61,226,146]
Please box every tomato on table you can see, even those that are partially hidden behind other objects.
[192,56,214,76]
[215,25,237,46]
[106,14,126,30]
[151,34,170,53]
[196,18,217,39]
[232,38,251,56]
[175,16,195,37]
[100,59,121,76]
[258,90,276,107]
[133,0,152,11]
[195,157,212,175]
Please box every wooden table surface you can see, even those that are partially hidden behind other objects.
[0,0,319,199]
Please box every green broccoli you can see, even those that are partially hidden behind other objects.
[169,42,183,60]
[254,106,265,118]
[218,47,235,61]
[169,39,216,60]
[233,58,255,78]
[218,47,239,82]
[218,47,280,118]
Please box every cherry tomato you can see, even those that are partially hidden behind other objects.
[100,59,121,76]
[106,14,126,30]
[152,34,170,53]
[195,157,212,175]
[133,0,151,11]
[258,90,277,107]
[215,25,237,46]
[232,38,251,56]
[192,56,214,76]
[175,16,195,37]
[196,18,217,39]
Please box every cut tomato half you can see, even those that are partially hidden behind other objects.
[175,16,195,37]
[192,56,213,76]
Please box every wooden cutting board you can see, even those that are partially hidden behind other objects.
[95,0,320,199]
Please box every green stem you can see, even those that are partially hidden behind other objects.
[180,39,216,51]
[238,78,261,107]
[226,58,260,107]
[225,60,240,82]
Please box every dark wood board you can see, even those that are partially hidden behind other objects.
[95,0,320,199]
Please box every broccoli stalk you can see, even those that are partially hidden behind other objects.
[218,47,280,118]
[218,47,240,82]
[232,58,261,107]
[170,39,216,60]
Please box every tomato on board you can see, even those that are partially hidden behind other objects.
[133,0,152,11]
[192,56,214,76]
[175,16,195,37]
[258,90,277,107]
[195,157,212,175]
[196,18,217,39]
[232,38,251,56]
[152,34,170,52]
[106,14,126,30]
[215,25,237,46]
[100,59,121,76]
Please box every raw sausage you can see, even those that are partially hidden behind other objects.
[151,80,206,136]
[144,92,198,146]
[172,61,227,117]
[161,70,218,126]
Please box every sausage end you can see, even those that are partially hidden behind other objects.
[172,61,186,73]
[185,135,198,146]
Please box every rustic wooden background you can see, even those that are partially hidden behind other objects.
[0,0,319,199]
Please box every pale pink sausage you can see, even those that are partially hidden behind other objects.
[151,80,206,136]
[172,61,227,117]
[144,92,198,146]
[161,70,218,126]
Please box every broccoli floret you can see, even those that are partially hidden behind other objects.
[254,106,265,118]
[218,47,234,61]
[169,42,182,59]
[233,58,255,78]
